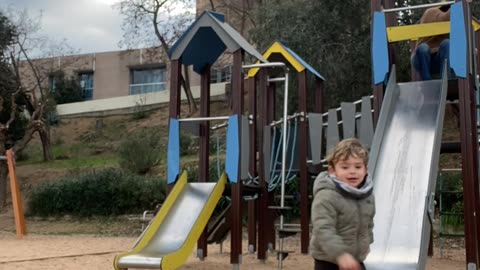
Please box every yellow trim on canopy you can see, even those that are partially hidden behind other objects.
[247,41,305,77]
[387,20,480,43]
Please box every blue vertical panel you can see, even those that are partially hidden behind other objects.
[450,2,467,78]
[372,12,389,84]
[226,115,240,183]
[167,118,180,184]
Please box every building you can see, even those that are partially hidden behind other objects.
[18,1,254,116]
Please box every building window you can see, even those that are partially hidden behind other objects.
[129,67,166,95]
[210,65,232,84]
[79,72,94,100]
[49,75,58,93]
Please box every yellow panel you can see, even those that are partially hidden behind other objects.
[387,21,450,43]
[113,171,188,270]
[388,20,480,43]
[162,173,227,270]
[247,41,305,77]
[474,20,480,32]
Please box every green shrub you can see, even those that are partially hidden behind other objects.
[27,168,165,217]
[117,129,163,174]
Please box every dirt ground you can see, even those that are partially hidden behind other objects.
[0,231,467,270]
[0,207,468,270]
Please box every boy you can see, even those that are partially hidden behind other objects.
[411,1,451,80]
[310,138,375,270]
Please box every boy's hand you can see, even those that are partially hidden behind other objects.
[337,253,361,270]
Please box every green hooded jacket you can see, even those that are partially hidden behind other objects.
[309,171,375,263]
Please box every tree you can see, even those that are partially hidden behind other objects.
[115,0,198,114]
[0,10,26,209]
[250,0,372,109]
[0,8,79,209]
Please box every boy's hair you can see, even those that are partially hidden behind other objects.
[326,138,369,167]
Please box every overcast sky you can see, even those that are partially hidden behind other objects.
[2,0,124,54]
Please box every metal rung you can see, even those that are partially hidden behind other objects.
[382,1,454,13]
[0,156,6,160]
[178,116,230,122]
[268,77,286,82]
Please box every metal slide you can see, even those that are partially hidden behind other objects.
[114,171,227,270]
[364,67,448,270]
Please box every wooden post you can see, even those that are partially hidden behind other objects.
[247,76,257,253]
[198,64,211,259]
[298,71,309,254]
[267,81,276,250]
[7,150,26,239]
[230,49,244,266]
[257,69,269,261]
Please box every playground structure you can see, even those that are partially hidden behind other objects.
[370,0,480,269]
[2,149,27,240]
[114,0,480,270]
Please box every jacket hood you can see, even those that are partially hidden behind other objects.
[313,171,373,200]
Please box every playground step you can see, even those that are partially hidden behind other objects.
[268,206,292,214]
[274,250,295,261]
[277,228,301,239]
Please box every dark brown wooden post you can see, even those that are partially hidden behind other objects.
[457,1,480,267]
[198,64,211,259]
[230,49,244,266]
[298,70,309,254]
[168,59,182,194]
[267,81,276,250]
[257,68,269,261]
[247,76,257,253]
[384,0,396,67]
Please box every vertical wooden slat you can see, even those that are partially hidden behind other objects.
[341,102,356,139]
[230,49,244,266]
[308,113,323,165]
[198,64,211,258]
[327,109,339,152]
[298,71,309,254]
[313,79,324,174]
[360,96,375,148]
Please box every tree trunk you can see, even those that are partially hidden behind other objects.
[182,65,197,114]
[39,127,53,161]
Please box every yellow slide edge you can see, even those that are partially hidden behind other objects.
[113,170,189,270]
[162,173,227,270]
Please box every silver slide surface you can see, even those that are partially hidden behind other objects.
[115,172,226,270]
[365,69,448,270]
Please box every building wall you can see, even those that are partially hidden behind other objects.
[19,47,178,100]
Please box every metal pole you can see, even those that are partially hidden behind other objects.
[178,116,230,122]
[0,156,6,160]
[382,1,454,13]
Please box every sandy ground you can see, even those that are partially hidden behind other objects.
[0,231,466,270]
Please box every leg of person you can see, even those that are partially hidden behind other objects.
[314,259,339,270]
[412,43,433,80]
[432,39,451,77]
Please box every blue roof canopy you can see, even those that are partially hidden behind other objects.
[168,11,266,74]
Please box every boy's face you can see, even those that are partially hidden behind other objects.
[328,156,367,188]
